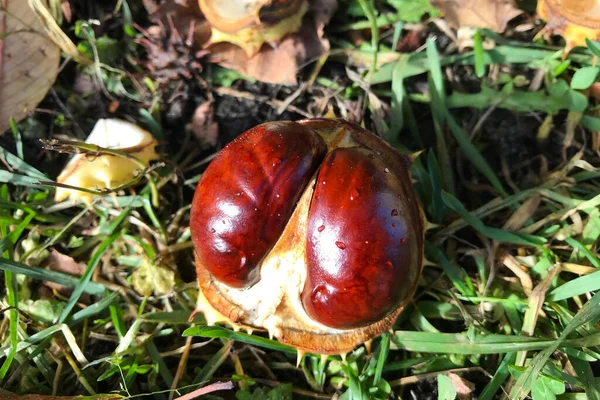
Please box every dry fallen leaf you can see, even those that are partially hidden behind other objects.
[431,0,522,32]
[145,0,337,85]
[447,372,475,400]
[207,0,337,85]
[44,249,85,277]
[42,249,87,297]
[0,0,61,133]
[187,102,219,148]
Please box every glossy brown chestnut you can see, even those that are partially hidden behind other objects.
[190,121,327,288]
[303,147,420,329]
[190,118,424,354]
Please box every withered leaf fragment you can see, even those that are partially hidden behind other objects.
[431,0,522,32]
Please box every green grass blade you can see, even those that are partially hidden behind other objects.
[0,269,18,380]
[443,109,508,196]
[569,356,600,400]
[183,325,297,354]
[373,333,389,386]
[427,151,444,223]
[342,361,367,400]
[473,30,485,78]
[510,291,600,399]
[0,258,106,296]
[426,243,475,296]
[547,270,600,301]
[387,56,408,145]
[372,45,591,84]
[357,0,378,81]
[0,170,42,187]
[9,118,23,160]
[69,291,119,324]
[193,340,232,385]
[392,330,600,355]
[427,39,454,194]
[58,231,119,323]
[142,310,204,325]
[565,237,600,267]
[0,145,48,180]
[479,352,516,400]
[442,191,544,247]
[146,339,174,388]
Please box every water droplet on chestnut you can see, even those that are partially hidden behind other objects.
[391,209,398,216]
[318,225,325,232]
[335,241,346,250]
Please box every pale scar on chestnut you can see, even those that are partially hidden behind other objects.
[189,118,424,355]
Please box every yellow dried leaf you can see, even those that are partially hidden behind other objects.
[0,0,61,133]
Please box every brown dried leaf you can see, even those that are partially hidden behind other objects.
[146,0,337,85]
[208,0,337,85]
[42,249,85,295]
[447,372,475,400]
[45,249,85,276]
[187,102,219,148]
[0,1,61,133]
[207,17,326,85]
[431,0,522,32]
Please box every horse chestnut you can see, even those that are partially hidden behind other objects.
[190,118,423,354]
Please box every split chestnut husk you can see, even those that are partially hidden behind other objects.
[190,118,424,354]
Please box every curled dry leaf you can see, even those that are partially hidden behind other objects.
[431,0,523,32]
[538,0,600,53]
[55,119,159,203]
[0,0,61,133]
